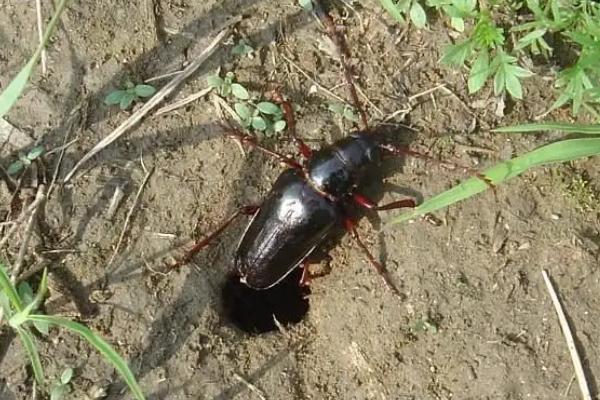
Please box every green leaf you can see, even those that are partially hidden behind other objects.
[440,40,474,66]
[221,83,232,97]
[231,40,254,56]
[257,102,281,115]
[61,367,74,384]
[34,320,50,335]
[16,326,45,387]
[207,75,223,89]
[515,28,547,51]
[379,0,406,24]
[231,83,250,100]
[0,0,70,119]
[493,122,600,135]
[493,67,506,96]
[18,282,34,305]
[343,107,359,122]
[7,160,24,175]
[134,85,156,98]
[450,17,464,32]
[509,65,534,78]
[51,384,69,400]
[468,50,490,93]
[252,116,267,131]
[26,314,146,400]
[409,1,427,28]
[273,120,287,132]
[453,0,476,14]
[16,273,50,335]
[298,0,313,11]
[27,145,45,160]
[328,102,346,115]
[389,137,600,224]
[119,92,136,110]
[234,102,252,121]
[0,263,23,311]
[9,300,38,328]
[505,71,523,99]
[104,90,126,105]
[0,291,10,315]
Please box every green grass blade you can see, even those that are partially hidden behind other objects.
[379,0,405,24]
[389,138,600,224]
[16,326,45,387]
[0,262,23,312]
[493,122,600,134]
[0,0,70,119]
[26,314,145,400]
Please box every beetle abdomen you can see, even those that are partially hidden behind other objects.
[234,169,339,289]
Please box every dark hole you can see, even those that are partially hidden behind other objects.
[221,268,310,334]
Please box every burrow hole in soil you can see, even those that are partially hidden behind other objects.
[221,268,310,334]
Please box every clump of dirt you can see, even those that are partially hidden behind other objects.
[1,1,599,399]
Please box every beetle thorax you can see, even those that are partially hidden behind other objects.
[307,134,381,198]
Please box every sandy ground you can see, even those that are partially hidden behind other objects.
[1,0,599,399]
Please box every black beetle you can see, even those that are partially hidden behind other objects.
[173,118,416,296]
[170,1,422,296]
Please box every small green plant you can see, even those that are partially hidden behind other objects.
[0,264,145,399]
[441,10,534,99]
[389,122,600,225]
[50,368,73,400]
[104,82,157,110]
[562,172,599,211]
[379,0,428,28]
[6,145,45,175]
[207,72,287,137]
[380,0,600,116]
[328,102,360,123]
[231,39,254,57]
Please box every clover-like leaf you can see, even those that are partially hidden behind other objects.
[234,102,252,121]
[61,368,74,384]
[252,116,267,131]
[119,92,136,110]
[257,102,281,115]
[134,84,156,98]
[273,120,287,133]
[231,40,254,56]
[231,83,250,100]
[207,75,224,89]
[7,160,24,175]
[104,90,126,106]
[27,146,44,161]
